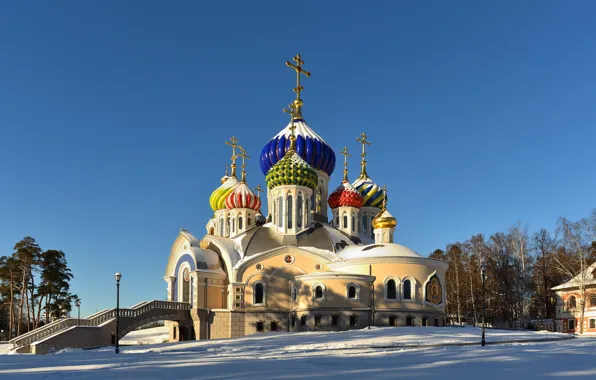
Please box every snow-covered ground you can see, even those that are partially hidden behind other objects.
[119,326,169,345]
[0,327,595,379]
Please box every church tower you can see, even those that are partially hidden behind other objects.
[372,187,397,243]
[352,132,386,241]
[265,104,317,235]
[225,147,262,237]
[260,55,335,224]
[328,146,363,239]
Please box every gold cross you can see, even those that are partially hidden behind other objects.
[238,146,250,168]
[340,146,351,181]
[253,184,264,199]
[283,103,298,137]
[286,54,311,100]
[356,132,371,178]
[382,185,388,209]
[225,136,240,176]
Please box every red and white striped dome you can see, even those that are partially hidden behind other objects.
[225,182,261,211]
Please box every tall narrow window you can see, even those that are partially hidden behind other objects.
[370,216,375,239]
[352,215,355,232]
[310,194,314,211]
[317,187,322,212]
[348,285,357,299]
[336,214,339,226]
[297,194,303,228]
[292,287,298,302]
[182,268,190,303]
[238,216,243,230]
[227,216,230,234]
[363,216,368,234]
[386,279,397,300]
[314,285,323,299]
[568,296,577,310]
[247,217,251,226]
[278,196,283,228]
[287,195,293,229]
[343,215,348,229]
[232,218,236,233]
[254,283,264,304]
[219,218,224,236]
[403,280,412,300]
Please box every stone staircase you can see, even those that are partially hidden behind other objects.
[9,300,192,354]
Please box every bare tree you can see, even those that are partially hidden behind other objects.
[553,216,593,334]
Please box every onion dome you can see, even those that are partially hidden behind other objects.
[225,182,261,211]
[255,211,266,226]
[352,175,386,208]
[265,149,318,190]
[260,119,336,176]
[328,180,364,209]
[209,176,239,212]
[372,208,397,229]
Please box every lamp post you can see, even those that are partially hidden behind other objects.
[75,299,81,325]
[115,272,122,354]
[481,260,487,347]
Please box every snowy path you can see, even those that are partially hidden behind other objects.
[0,327,594,379]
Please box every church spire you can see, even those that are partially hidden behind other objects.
[356,132,371,178]
[225,136,240,177]
[283,102,298,152]
[340,146,351,182]
[238,147,250,183]
[285,54,311,119]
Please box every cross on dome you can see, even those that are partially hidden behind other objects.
[238,147,250,183]
[253,184,264,199]
[356,132,371,178]
[285,54,311,119]
[340,146,351,181]
[225,136,241,177]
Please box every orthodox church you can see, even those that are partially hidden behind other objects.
[164,55,448,341]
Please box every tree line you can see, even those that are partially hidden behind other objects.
[430,209,596,333]
[0,237,77,339]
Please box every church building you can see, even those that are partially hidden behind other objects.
[164,55,448,341]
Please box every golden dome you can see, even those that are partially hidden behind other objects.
[372,208,397,229]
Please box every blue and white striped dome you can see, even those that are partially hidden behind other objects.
[260,119,336,176]
[352,175,387,208]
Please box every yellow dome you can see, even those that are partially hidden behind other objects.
[209,176,239,212]
[372,208,397,229]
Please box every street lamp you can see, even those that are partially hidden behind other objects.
[481,260,487,347]
[75,299,81,325]
[115,272,122,354]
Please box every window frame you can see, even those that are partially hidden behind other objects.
[312,282,326,301]
[346,283,360,300]
[253,281,266,306]
[384,276,400,301]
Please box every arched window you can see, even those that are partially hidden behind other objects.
[386,279,397,300]
[238,216,243,230]
[287,195,293,229]
[232,218,236,233]
[227,216,231,234]
[352,215,355,232]
[305,199,309,216]
[370,215,375,239]
[343,215,348,229]
[568,295,577,310]
[403,279,412,300]
[591,295,596,308]
[247,217,251,226]
[317,187,322,212]
[347,284,359,300]
[292,287,298,302]
[181,268,190,303]
[278,196,283,228]
[219,218,224,236]
[314,285,323,299]
[297,194,303,228]
[310,193,315,211]
[254,282,265,305]
[362,215,368,234]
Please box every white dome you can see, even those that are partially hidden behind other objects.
[338,243,422,260]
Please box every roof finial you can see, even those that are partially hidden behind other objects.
[225,136,240,177]
[382,184,388,209]
[286,54,311,119]
[340,146,351,182]
[283,102,298,152]
[225,164,229,177]
[356,132,371,178]
[238,147,250,183]
[253,184,264,199]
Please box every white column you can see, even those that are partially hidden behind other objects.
[164,276,176,301]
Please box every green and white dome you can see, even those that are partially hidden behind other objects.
[265,150,318,190]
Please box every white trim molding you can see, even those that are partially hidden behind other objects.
[346,283,361,300]
[401,276,417,303]
[383,276,401,301]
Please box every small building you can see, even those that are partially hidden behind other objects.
[552,262,596,333]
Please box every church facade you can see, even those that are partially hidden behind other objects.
[164,55,448,341]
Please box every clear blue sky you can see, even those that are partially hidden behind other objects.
[1,1,594,317]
